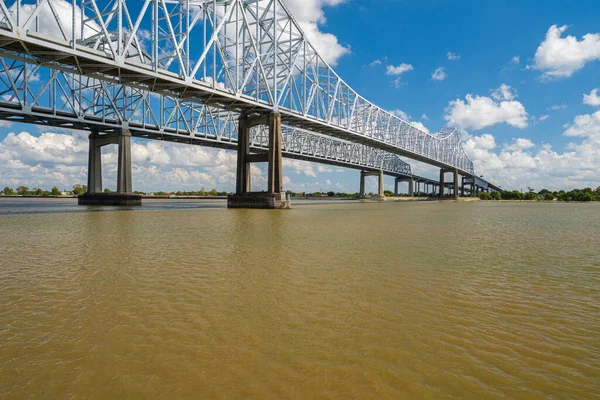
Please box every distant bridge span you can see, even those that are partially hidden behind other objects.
[0,0,500,206]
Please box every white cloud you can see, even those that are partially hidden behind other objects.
[505,138,535,151]
[510,56,520,64]
[282,0,350,65]
[387,63,413,88]
[420,114,429,120]
[391,109,410,121]
[0,129,356,192]
[445,84,528,130]
[549,104,567,110]
[368,59,382,67]
[539,114,550,121]
[386,63,414,76]
[563,109,600,137]
[0,130,244,191]
[583,88,600,107]
[431,67,447,81]
[447,52,460,61]
[534,25,600,78]
[463,129,600,190]
[409,121,430,134]
[390,110,429,133]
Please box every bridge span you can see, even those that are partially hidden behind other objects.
[0,0,501,207]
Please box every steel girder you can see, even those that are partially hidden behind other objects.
[0,0,475,175]
[0,56,414,177]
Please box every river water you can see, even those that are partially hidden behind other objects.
[1,198,599,399]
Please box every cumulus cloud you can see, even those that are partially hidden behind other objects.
[563,110,600,137]
[447,52,460,61]
[504,138,535,151]
[386,63,414,76]
[409,121,430,134]
[0,130,355,192]
[431,67,447,81]
[534,25,600,78]
[510,56,520,64]
[282,0,350,65]
[390,110,429,133]
[391,109,410,121]
[0,130,245,191]
[445,84,528,130]
[386,63,413,88]
[583,88,600,107]
[462,110,600,190]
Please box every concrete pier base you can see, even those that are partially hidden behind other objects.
[78,193,142,206]
[227,192,291,209]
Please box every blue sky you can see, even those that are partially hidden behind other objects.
[1,0,600,193]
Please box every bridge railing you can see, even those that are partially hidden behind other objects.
[0,0,474,174]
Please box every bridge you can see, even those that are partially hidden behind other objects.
[0,0,501,207]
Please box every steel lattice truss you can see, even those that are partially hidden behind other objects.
[0,56,413,177]
[0,0,475,176]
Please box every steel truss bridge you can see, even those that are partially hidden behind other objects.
[0,0,500,197]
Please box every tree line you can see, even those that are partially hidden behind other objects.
[479,187,600,202]
[2,185,85,197]
[1,185,228,197]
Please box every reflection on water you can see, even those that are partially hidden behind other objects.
[0,199,599,399]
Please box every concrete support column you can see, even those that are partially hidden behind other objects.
[378,170,384,197]
[359,171,366,198]
[87,132,102,194]
[394,178,400,196]
[461,176,465,197]
[267,112,283,194]
[409,178,414,197]
[116,130,133,194]
[453,169,459,199]
[236,115,251,195]
[439,169,445,197]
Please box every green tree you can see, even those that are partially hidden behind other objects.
[479,192,492,200]
[72,184,87,196]
[491,191,501,200]
[103,188,112,193]
[34,188,43,196]
[3,187,15,196]
[51,186,61,196]
[523,192,536,201]
[16,186,29,195]
[544,193,555,201]
[208,188,218,196]
[383,190,394,197]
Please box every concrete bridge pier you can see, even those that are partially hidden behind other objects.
[439,169,445,198]
[360,170,385,199]
[439,168,460,199]
[228,112,290,209]
[394,177,414,196]
[79,130,141,206]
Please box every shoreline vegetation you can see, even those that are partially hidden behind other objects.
[478,187,600,202]
[2,185,600,203]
